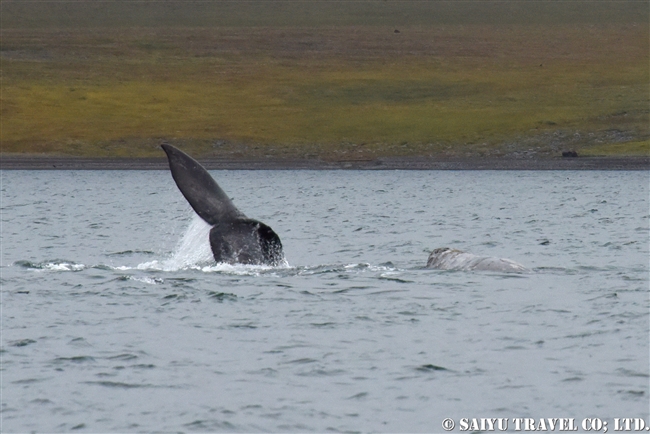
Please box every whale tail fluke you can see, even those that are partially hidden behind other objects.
[162,143,285,266]
[161,144,244,225]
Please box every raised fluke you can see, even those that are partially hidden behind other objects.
[162,144,284,266]
[161,144,244,225]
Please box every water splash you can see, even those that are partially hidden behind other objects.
[14,259,86,272]
[17,215,291,274]
[134,216,290,273]
[167,216,214,268]
[136,216,214,271]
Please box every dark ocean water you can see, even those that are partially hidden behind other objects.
[2,170,648,432]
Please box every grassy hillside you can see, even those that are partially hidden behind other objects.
[1,1,648,158]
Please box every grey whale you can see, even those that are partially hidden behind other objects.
[162,144,284,266]
[427,247,527,272]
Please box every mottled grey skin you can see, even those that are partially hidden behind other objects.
[427,247,527,272]
[162,144,284,266]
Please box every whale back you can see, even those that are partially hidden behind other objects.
[162,144,245,225]
[427,247,526,272]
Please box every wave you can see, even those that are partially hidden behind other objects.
[13,259,87,272]
[10,217,406,277]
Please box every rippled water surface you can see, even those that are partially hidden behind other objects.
[2,170,648,432]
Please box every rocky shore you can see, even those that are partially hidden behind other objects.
[1,155,648,170]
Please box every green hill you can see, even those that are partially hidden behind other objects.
[2,1,648,158]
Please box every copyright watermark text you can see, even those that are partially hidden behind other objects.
[441,418,650,432]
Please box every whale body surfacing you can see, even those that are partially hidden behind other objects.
[427,247,527,272]
[162,144,284,266]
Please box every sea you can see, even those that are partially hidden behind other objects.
[1,169,648,433]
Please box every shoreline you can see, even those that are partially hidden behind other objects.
[1,155,649,170]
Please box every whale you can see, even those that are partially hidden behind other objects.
[426,247,527,272]
[161,144,284,266]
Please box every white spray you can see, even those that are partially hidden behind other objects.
[136,215,213,271]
